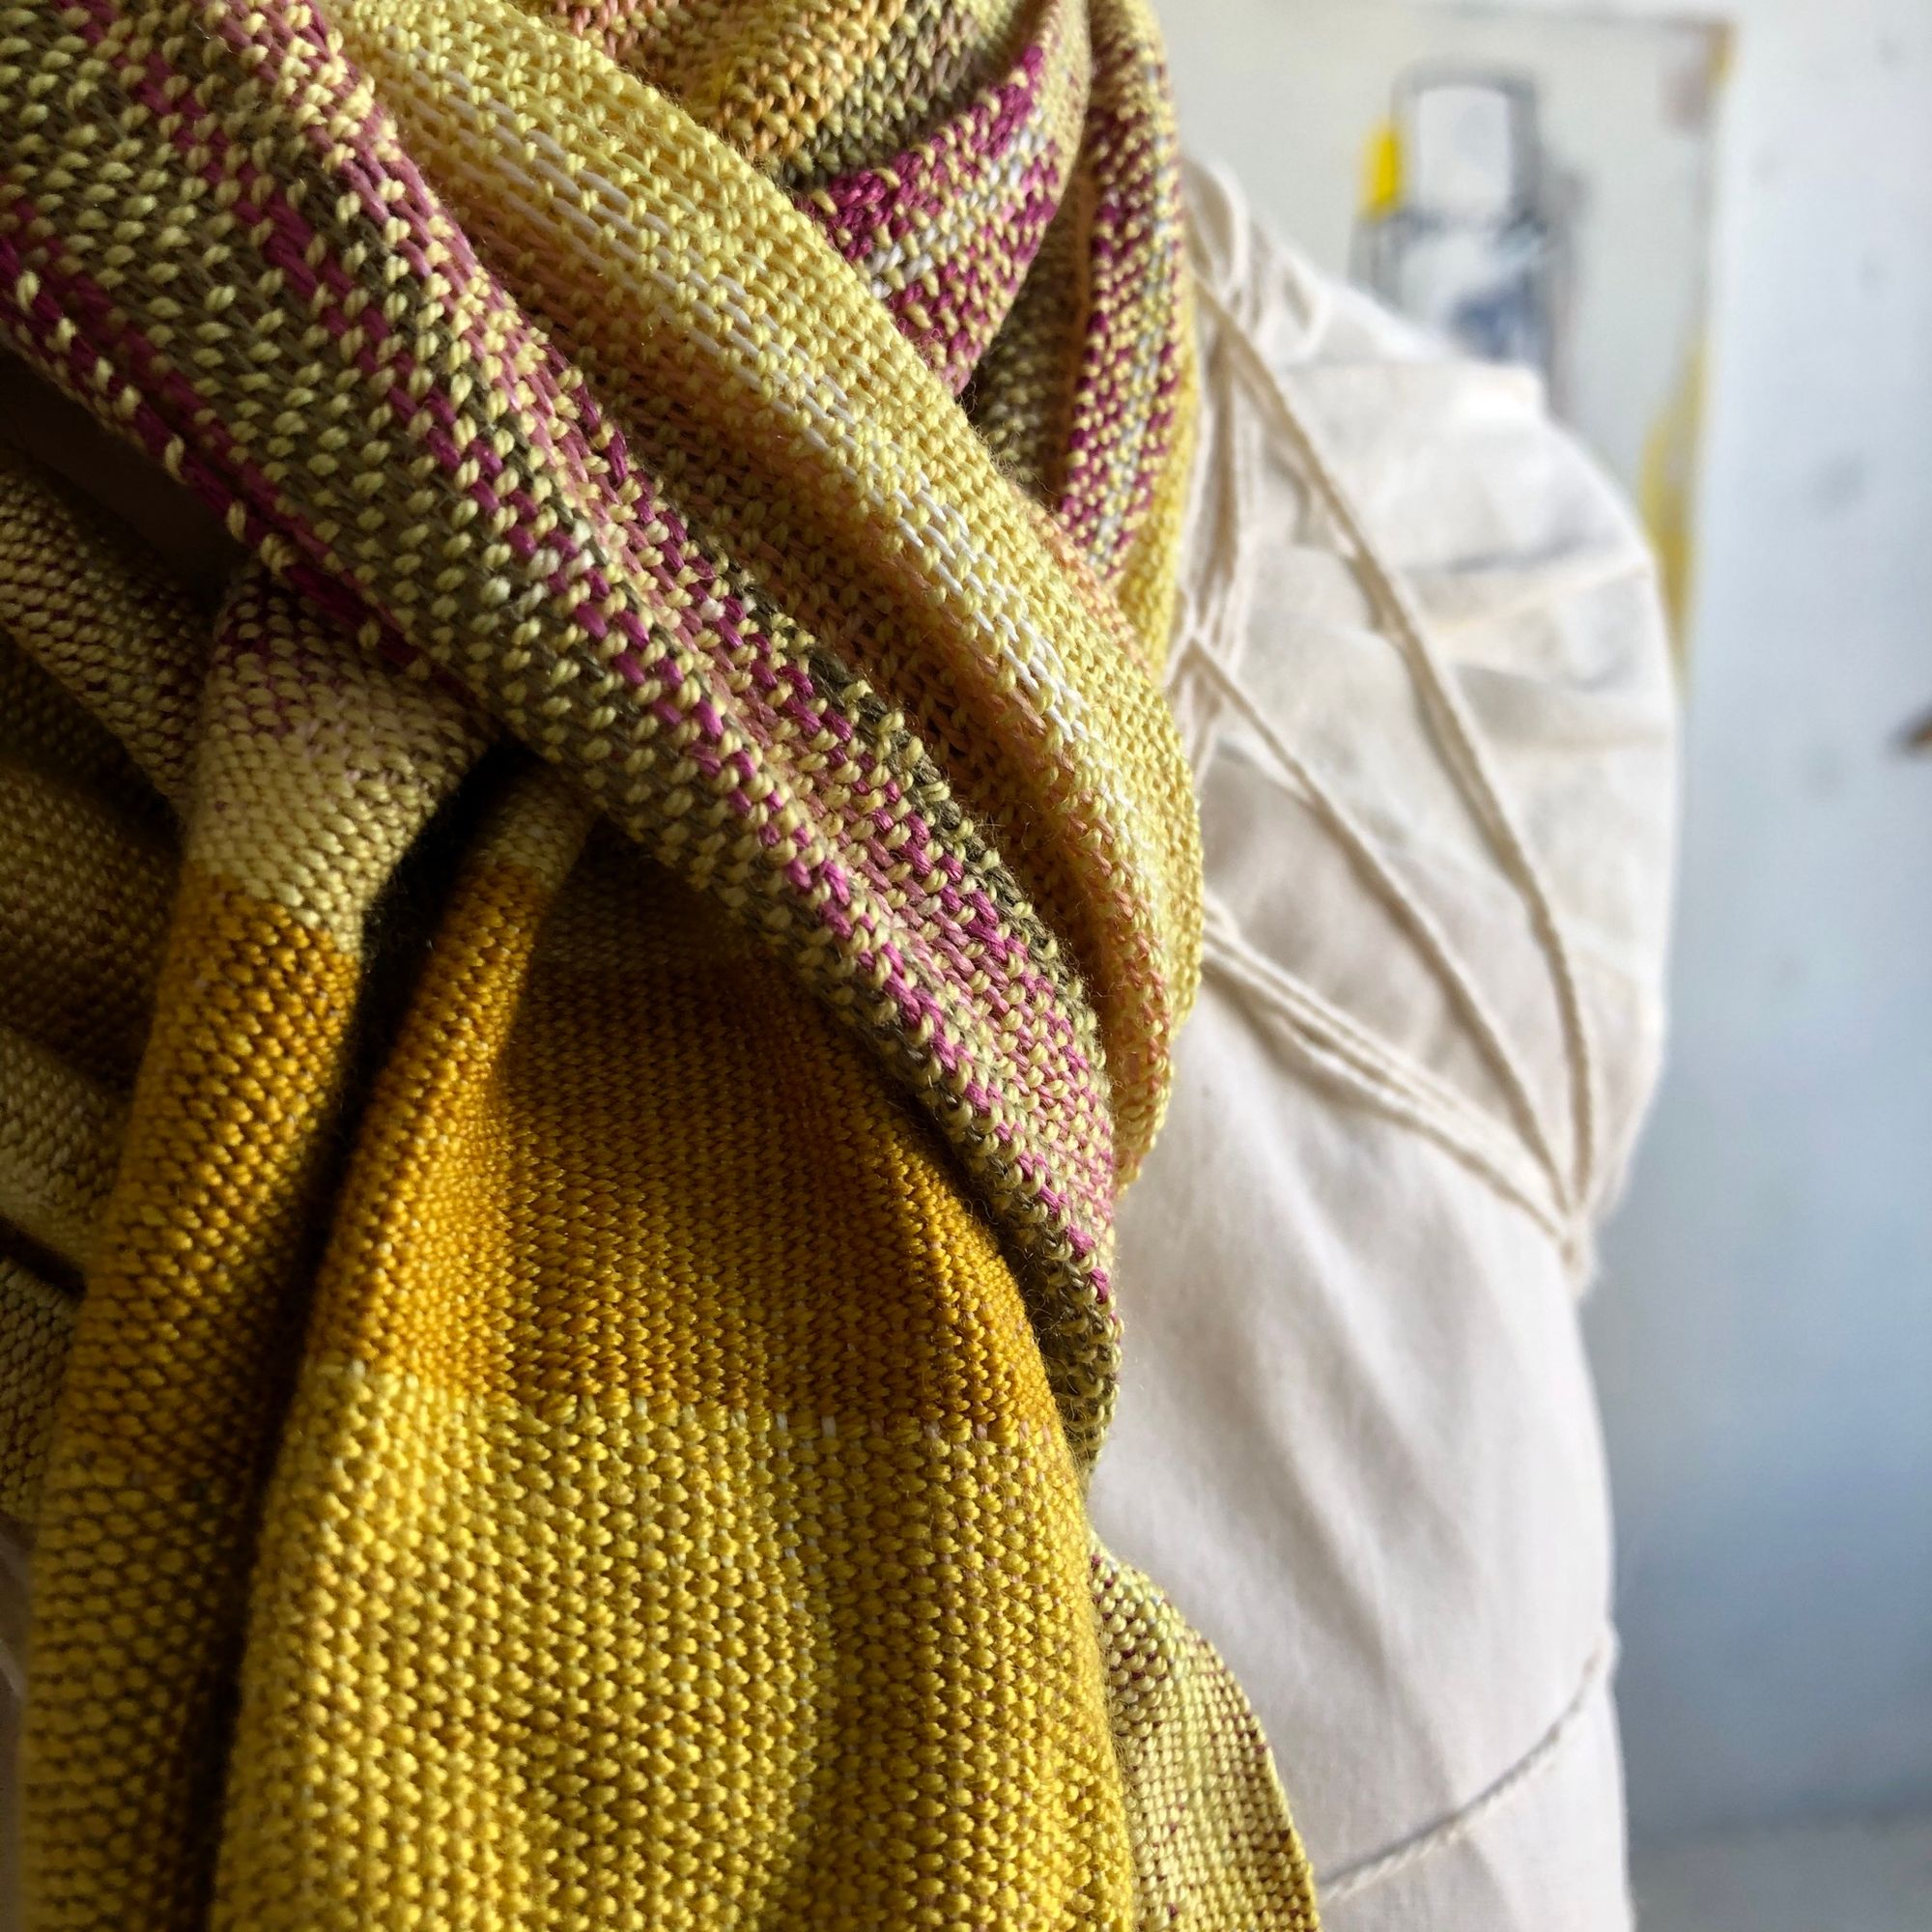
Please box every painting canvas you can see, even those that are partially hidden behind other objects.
[1169,3,1731,650]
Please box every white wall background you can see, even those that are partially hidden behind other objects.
[1162,0,1932,1851]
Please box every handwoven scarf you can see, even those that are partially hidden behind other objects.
[0,0,1318,1925]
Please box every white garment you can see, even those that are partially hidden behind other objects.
[1089,165,1678,1930]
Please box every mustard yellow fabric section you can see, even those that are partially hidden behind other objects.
[22,866,366,1930]
[0,1257,71,1522]
[0,527,1319,1930]
[16,561,486,1929]
[216,773,1140,1928]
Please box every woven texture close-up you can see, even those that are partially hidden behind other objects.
[0,1,1321,1927]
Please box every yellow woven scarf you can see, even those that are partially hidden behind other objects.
[0,0,1319,1923]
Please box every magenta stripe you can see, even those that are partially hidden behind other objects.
[809,39,1052,261]
[6,0,1122,1276]
[195,0,635,528]
[0,226,378,656]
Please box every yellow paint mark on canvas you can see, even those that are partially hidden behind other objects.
[1639,338,1709,672]
[1360,120,1404,217]
[1710,21,1737,92]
